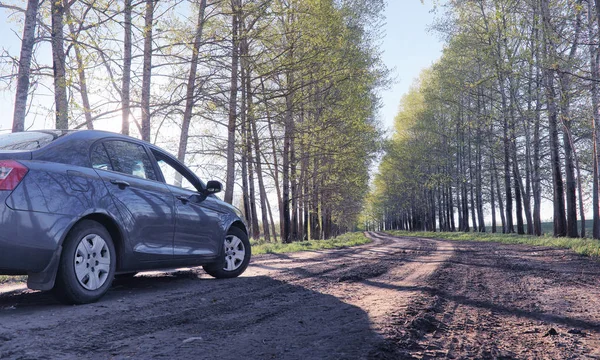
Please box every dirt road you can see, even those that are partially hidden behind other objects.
[1,232,600,359]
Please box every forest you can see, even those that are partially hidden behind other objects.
[0,0,386,243]
[367,0,600,239]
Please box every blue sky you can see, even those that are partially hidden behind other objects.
[379,0,445,133]
[0,8,20,130]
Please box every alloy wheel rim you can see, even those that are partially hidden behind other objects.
[74,233,111,290]
[223,235,245,271]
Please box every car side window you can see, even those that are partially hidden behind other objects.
[152,151,199,192]
[90,143,112,171]
[102,141,157,181]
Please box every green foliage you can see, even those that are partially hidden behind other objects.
[251,232,371,254]
[259,0,387,234]
[386,231,600,258]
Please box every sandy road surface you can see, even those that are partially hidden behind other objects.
[389,237,600,359]
[1,232,599,359]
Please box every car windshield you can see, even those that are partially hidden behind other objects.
[0,131,68,150]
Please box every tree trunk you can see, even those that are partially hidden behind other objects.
[591,0,600,239]
[574,149,586,238]
[531,5,543,236]
[265,194,278,242]
[51,0,68,129]
[493,154,507,232]
[261,78,283,235]
[121,0,132,135]
[514,170,525,235]
[500,78,514,234]
[508,77,528,235]
[12,0,39,132]
[249,86,271,242]
[448,182,456,231]
[560,101,579,238]
[557,6,583,238]
[177,0,207,163]
[490,165,497,233]
[524,28,536,236]
[533,101,543,235]
[239,21,259,239]
[311,155,321,239]
[476,113,485,232]
[240,129,251,231]
[140,0,155,142]
[438,182,445,231]
[282,67,294,243]
[546,73,567,237]
[468,126,477,231]
[245,94,259,239]
[594,0,600,238]
[542,0,567,237]
[224,0,240,204]
[290,134,298,241]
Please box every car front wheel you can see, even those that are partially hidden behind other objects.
[203,227,251,279]
[53,220,116,304]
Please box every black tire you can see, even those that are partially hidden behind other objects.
[203,227,251,279]
[53,220,116,304]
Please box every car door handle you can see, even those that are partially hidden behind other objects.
[110,179,130,188]
[176,195,190,204]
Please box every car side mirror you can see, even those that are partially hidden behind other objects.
[205,180,222,194]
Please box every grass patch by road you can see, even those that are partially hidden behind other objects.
[251,232,371,255]
[386,230,600,258]
[0,275,26,284]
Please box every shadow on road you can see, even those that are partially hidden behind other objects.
[0,272,393,359]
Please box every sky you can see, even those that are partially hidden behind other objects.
[0,8,20,131]
[0,2,446,133]
[0,8,57,132]
[379,0,446,134]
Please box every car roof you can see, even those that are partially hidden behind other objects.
[31,130,155,167]
[60,129,145,142]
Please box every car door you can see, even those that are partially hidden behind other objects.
[151,149,225,259]
[91,140,175,263]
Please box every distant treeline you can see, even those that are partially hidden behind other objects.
[367,0,600,239]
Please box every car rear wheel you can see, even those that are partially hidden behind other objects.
[203,227,251,279]
[53,220,116,304]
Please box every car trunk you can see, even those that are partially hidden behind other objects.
[0,151,32,160]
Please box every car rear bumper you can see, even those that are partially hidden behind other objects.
[0,192,73,274]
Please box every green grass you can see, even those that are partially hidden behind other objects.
[251,232,372,255]
[0,275,26,284]
[541,220,593,237]
[386,230,600,258]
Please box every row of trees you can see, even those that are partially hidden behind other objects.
[367,0,600,238]
[1,0,385,242]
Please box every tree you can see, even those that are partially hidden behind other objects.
[177,0,208,163]
[369,0,595,239]
[51,0,68,129]
[121,0,133,135]
[140,0,155,142]
[11,0,39,132]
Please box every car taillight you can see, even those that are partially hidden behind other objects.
[0,160,28,191]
